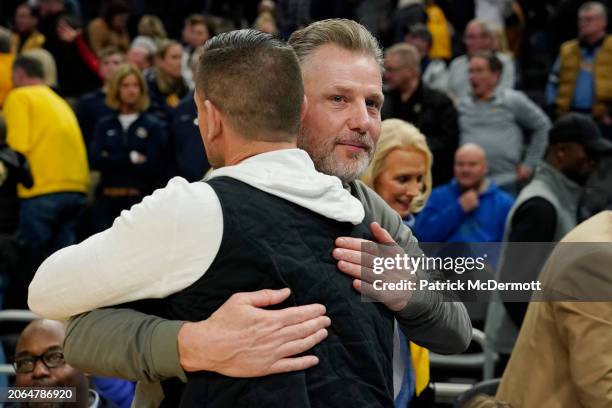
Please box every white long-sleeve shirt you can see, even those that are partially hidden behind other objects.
[28,149,365,320]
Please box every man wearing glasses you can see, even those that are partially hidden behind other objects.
[12,319,116,408]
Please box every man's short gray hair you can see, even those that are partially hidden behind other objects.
[579,2,608,23]
[288,19,383,69]
[465,19,494,40]
[385,43,421,72]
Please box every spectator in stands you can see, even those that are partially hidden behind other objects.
[14,319,119,407]
[126,36,156,71]
[76,47,126,146]
[447,20,515,100]
[10,3,45,53]
[405,23,448,91]
[362,118,433,228]
[391,0,427,43]
[580,148,612,220]
[137,14,168,45]
[382,43,459,186]
[360,118,435,408]
[254,11,279,35]
[180,14,210,89]
[170,47,210,182]
[486,113,611,370]
[86,0,130,55]
[37,0,101,97]
[0,114,33,235]
[415,143,514,242]
[21,48,58,89]
[424,0,452,61]
[145,39,189,121]
[3,56,89,253]
[0,28,14,108]
[458,52,550,194]
[276,0,311,38]
[475,0,513,29]
[546,2,612,139]
[496,211,612,408]
[89,64,167,232]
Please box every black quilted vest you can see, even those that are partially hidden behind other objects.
[157,176,394,407]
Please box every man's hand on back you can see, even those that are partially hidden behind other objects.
[178,288,330,377]
[332,222,415,312]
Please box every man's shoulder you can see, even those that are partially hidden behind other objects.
[497,88,529,106]
[348,180,417,247]
[5,85,55,108]
[449,54,467,70]
[348,180,392,220]
[560,38,581,54]
[144,177,218,215]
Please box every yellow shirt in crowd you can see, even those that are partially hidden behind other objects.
[0,53,15,107]
[3,84,89,198]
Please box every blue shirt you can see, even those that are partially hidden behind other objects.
[415,179,514,243]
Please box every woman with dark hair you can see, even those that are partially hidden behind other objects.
[89,64,167,232]
[10,3,45,53]
[86,0,130,54]
[145,39,188,121]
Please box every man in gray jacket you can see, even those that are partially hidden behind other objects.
[58,19,471,405]
[458,52,551,195]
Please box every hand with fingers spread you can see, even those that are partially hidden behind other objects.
[332,222,416,312]
[57,19,81,43]
[178,288,330,377]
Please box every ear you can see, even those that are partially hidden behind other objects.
[300,94,308,123]
[203,99,222,143]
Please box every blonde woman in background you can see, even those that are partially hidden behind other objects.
[362,118,433,228]
[137,15,168,45]
[361,118,434,406]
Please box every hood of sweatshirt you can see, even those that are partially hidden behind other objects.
[207,148,365,225]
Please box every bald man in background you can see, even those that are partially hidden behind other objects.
[415,143,514,243]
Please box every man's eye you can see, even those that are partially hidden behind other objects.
[367,100,381,110]
[332,95,344,102]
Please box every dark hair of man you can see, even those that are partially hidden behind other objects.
[185,14,207,28]
[12,55,45,79]
[469,51,503,74]
[407,23,432,46]
[195,29,303,142]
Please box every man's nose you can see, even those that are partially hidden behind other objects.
[31,359,50,378]
[347,101,370,133]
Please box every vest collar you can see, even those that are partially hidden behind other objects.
[534,161,582,199]
[579,34,605,51]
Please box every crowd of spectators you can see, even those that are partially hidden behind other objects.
[1,0,612,407]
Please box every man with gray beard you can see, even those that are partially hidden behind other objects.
[34,19,471,406]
